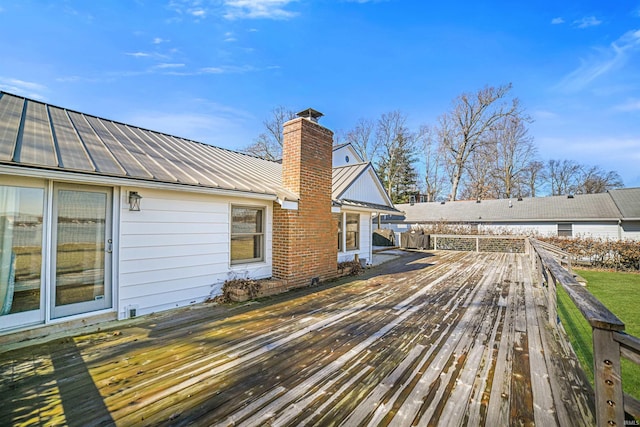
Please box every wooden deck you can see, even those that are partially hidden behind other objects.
[0,251,595,426]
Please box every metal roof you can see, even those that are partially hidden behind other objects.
[0,91,299,200]
[335,199,400,214]
[332,162,370,199]
[394,189,640,223]
[332,162,398,213]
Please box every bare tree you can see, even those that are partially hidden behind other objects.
[343,118,377,162]
[438,83,525,201]
[547,159,581,195]
[577,165,624,194]
[243,106,296,160]
[418,125,447,202]
[522,160,546,197]
[489,116,537,198]
[460,145,497,201]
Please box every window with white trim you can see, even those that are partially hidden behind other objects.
[337,214,343,252]
[231,206,264,264]
[345,213,360,251]
[557,223,573,237]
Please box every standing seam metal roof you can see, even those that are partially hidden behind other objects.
[332,162,398,213]
[0,92,298,200]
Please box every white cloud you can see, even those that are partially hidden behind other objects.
[533,110,559,120]
[200,67,225,74]
[614,99,640,112]
[126,52,152,58]
[167,0,298,21]
[574,16,602,29]
[223,0,299,20]
[200,65,254,73]
[0,77,47,100]
[160,64,257,76]
[125,51,171,61]
[153,37,169,44]
[551,17,564,25]
[155,63,186,69]
[127,101,254,148]
[556,29,640,92]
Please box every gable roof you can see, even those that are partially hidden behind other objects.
[332,142,364,166]
[393,189,640,223]
[332,162,398,213]
[0,91,298,201]
[333,162,370,198]
[609,187,640,220]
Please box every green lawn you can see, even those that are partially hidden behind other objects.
[557,269,640,401]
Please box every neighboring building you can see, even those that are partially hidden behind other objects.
[382,189,640,240]
[0,92,396,335]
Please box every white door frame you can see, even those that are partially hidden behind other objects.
[50,183,113,319]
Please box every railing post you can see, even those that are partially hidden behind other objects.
[592,328,625,427]
[547,273,557,327]
[476,237,479,252]
[434,236,437,251]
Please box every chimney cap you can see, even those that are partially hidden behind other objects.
[296,108,324,122]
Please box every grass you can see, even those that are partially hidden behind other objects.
[557,268,640,401]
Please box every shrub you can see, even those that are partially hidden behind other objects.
[539,236,640,271]
[337,260,363,276]
[215,278,262,303]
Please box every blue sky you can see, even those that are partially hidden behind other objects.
[1,0,639,188]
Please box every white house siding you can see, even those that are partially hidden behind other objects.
[479,222,558,237]
[338,212,372,265]
[341,171,388,205]
[573,222,620,239]
[475,222,621,239]
[332,145,363,167]
[118,187,272,319]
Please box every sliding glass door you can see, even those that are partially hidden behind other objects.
[0,184,44,329]
[51,184,112,319]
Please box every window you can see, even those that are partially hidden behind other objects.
[558,223,573,237]
[231,206,264,264]
[337,214,343,252]
[0,185,44,316]
[346,213,360,251]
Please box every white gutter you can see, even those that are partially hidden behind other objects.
[276,197,299,210]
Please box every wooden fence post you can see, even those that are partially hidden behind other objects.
[592,328,625,427]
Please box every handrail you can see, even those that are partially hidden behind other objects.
[531,238,573,271]
[529,239,639,426]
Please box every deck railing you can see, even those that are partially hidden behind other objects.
[431,234,527,253]
[529,238,640,426]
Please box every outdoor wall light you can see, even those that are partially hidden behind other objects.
[128,191,142,211]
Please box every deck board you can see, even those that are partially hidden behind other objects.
[0,251,595,426]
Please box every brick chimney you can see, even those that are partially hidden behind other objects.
[272,108,337,288]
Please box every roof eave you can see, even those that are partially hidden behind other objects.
[0,164,282,202]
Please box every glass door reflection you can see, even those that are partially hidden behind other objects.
[52,185,112,319]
